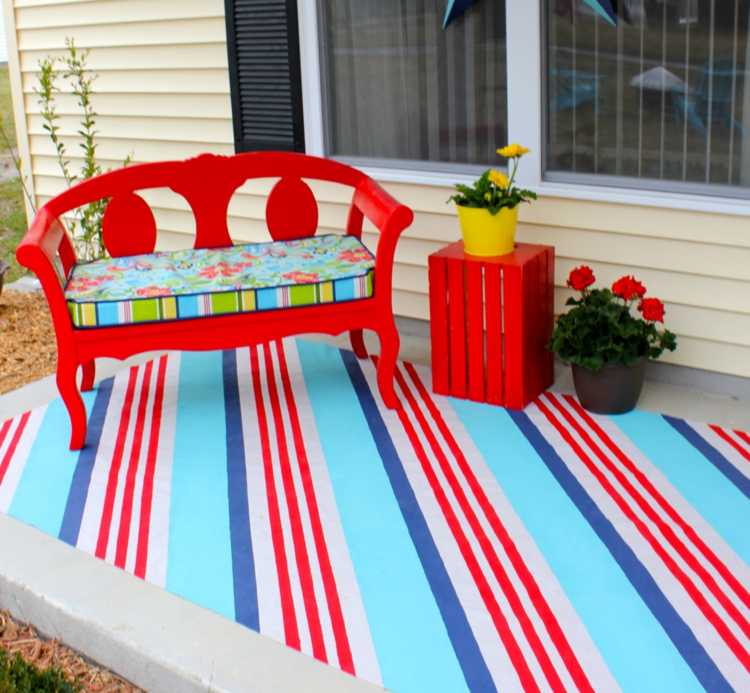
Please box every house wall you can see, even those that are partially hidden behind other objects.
[4,0,750,378]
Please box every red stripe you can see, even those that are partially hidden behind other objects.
[0,413,31,487]
[392,363,568,693]
[115,361,154,569]
[135,355,169,579]
[736,430,750,449]
[404,364,595,693]
[275,340,355,674]
[562,395,750,615]
[96,367,139,560]
[249,345,301,650]
[263,344,328,663]
[374,358,541,693]
[710,425,750,465]
[537,396,750,673]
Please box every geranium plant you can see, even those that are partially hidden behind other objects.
[549,266,677,371]
[447,144,537,215]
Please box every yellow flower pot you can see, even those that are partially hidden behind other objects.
[456,205,519,257]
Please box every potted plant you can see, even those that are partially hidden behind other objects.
[447,144,537,256]
[548,266,677,414]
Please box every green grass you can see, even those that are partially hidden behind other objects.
[0,178,28,282]
[0,649,80,693]
[0,63,17,154]
[0,63,28,282]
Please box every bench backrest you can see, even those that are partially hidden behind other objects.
[41,152,371,264]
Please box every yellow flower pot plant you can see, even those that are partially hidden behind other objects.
[448,144,537,257]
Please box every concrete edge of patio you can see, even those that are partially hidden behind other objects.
[0,511,387,693]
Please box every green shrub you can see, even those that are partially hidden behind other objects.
[0,648,80,693]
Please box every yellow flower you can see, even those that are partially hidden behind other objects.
[497,143,530,159]
[488,169,509,188]
[484,192,492,201]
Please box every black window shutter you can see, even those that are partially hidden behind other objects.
[224,0,306,153]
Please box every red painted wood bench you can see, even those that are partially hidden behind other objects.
[17,152,414,450]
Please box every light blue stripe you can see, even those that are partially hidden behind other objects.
[333,278,355,301]
[616,410,750,567]
[176,295,199,318]
[450,399,705,693]
[96,302,119,326]
[166,350,235,620]
[296,340,469,693]
[9,393,97,536]
[256,288,278,310]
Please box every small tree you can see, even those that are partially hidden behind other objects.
[36,38,130,260]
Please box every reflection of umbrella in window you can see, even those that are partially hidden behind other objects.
[629,66,687,109]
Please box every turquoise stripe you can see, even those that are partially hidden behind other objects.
[9,393,97,536]
[296,340,469,693]
[615,410,750,567]
[450,399,704,693]
[166,351,234,620]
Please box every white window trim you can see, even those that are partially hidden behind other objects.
[296,0,750,217]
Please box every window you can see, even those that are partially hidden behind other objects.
[318,0,507,169]
[545,0,750,197]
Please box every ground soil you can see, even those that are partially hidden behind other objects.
[0,289,57,395]
[1,610,143,693]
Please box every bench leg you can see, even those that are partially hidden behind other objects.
[81,359,96,392]
[376,320,401,410]
[350,329,368,359]
[57,354,88,451]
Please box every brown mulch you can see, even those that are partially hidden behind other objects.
[0,288,57,395]
[0,610,143,692]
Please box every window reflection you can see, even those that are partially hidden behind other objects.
[546,0,750,190]
[320,0,507,166]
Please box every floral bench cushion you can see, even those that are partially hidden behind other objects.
[65,234,375,328]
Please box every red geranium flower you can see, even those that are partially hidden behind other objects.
[567,266,595,291]
[638,297,665,323]
[612,275,646,301]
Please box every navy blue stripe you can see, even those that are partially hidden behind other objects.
[222,349,260,631]
[59,376,114,546]
[340,350,497,693]
[664,416,750,503]
[509,409,734,693]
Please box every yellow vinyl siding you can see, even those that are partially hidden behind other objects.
[6,0,750,378]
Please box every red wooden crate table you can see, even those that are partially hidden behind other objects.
[428,241,555,409]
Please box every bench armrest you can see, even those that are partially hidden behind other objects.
[16,207,77,339]
[350,178,414,313]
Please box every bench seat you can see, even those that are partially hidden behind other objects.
[65,234,375,328]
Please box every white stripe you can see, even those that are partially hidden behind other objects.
[145,353,180,588]
[257,342,312,656]
[553,396,750,624]
[0,407,48,513]
[547,394,750,652]
[283,338,382,685]
[395,364,578,693]
[105,365,148,566]
[527,402,750,692]
[401,366,609,693]
[270,342,338,668]
[237,346,286,644]
[124,360,161,575]
[690,421,750,484]
[358,356,527,693]
[78,368,138,556]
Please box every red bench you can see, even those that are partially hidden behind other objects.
[17,152,414,450]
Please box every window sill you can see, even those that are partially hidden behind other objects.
[349,162,750,218]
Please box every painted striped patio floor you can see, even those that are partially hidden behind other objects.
[1,338,749,693]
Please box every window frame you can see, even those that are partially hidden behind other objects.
[295,0,750,216]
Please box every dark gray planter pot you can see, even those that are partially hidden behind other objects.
[571,356,647,415]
